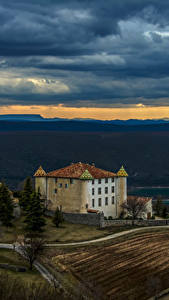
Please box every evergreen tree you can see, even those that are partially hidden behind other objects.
[155,196,163,216]
[162,206,168,218]
[20,177,33,210]
[24,191,46,233]
[52,207,64,228]
[0,183,14,227]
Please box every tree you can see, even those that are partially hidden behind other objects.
[155,196,163,216]
[19,177,33,210]
[121,196,147,225]
[24,191,46,233]
[52,207,64,228]
[0,182,14,227]
[17,235,45,270]
[162,206,168,218]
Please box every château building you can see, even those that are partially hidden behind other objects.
[34,162,128,218]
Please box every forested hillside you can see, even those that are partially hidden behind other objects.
[0,128,169,189]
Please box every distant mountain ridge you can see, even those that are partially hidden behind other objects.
[0,114,169,125]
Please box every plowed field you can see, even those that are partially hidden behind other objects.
[47,231,169,300]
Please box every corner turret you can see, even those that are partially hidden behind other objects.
[117,165,128,177]
[34,166,47,207]
[34,166,47,177]
[116,165,128,217]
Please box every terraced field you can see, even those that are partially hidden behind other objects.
[48,231,169,300]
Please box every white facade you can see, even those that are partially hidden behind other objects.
[84,177,126,218]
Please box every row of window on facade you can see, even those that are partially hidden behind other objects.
[92,186,114,195]
[54,181,72,193]
[54,183,69,193]
[92,196,115,207]
[92,178,114,184]
[54,178,74,184]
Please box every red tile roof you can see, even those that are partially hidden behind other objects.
[46,162,116,179]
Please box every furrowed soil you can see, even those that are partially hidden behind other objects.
[46,230,169,300]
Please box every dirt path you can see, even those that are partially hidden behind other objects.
[46,225,169,247]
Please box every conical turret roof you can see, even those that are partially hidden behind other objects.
[117,165,128,177]
[80,169,93,180]
[34,166,47,177]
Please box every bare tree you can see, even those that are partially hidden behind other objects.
[121,196,148,225]
[17,235,46,270]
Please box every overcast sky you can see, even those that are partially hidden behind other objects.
[1,0,169,118]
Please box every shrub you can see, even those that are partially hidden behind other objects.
[104,216,107,220]
[119,211,125,219]
[125,216,132,220]
[108,216,113,220]
[52,207,64,227]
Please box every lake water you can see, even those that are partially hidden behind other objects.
[128,187,169,199]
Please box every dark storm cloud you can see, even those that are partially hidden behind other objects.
[1,0,169,106]
[0,0,168,56]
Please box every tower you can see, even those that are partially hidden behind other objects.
[34,166,47,206]
[116,166,128,217]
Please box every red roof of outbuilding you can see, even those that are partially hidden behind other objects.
[46,162,116,179]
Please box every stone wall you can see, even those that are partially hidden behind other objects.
[102,219,169,227]
[45,210,104,227]
[45,210,169,227]
[63,212,103,226]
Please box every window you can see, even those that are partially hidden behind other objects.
[59,183,62,188]
[92,179,94,185]
[70,179,74,184]
[92,199,95,207]
[92,188,95,195]
[105,178,108,183]
[112,196,114,204]
[112,186,114,193]
[105,187,108,194]
[98,198,102,206]
[65,183,68,188]
[105,197,108,205]
[86,203,88,209]
[54,188,57,194]
[112,178,114,183]
[98,187,101,195]
[98,179,101,184]
[55,178,57,183]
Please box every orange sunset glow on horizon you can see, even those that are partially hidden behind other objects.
[0,104,169,120]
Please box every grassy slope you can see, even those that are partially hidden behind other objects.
[0,216,132,243]
[0,249,44,284]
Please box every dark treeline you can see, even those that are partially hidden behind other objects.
[0,130,169,189]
